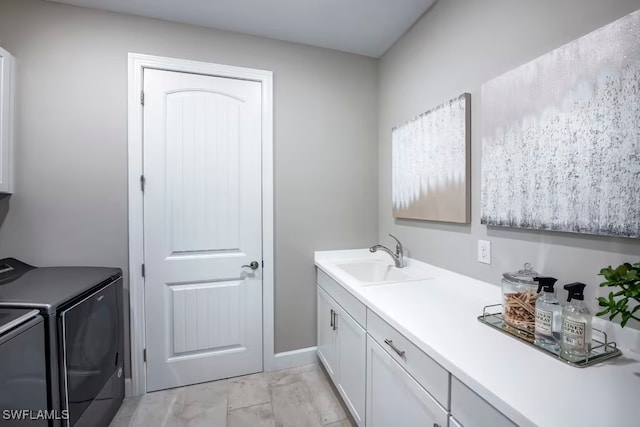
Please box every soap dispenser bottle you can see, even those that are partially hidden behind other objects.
[560,282,592,362]
[533,276,561,351]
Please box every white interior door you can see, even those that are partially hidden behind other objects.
[143,68,263,392]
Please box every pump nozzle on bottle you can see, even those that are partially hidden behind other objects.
[564,282,586,302]
[534,276,557,294]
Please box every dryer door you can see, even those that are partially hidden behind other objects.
[0,310,48,427]
[61,280,118,427]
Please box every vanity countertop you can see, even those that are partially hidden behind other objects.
[315,249,640,427]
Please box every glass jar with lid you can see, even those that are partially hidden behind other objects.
[502,263,541,333]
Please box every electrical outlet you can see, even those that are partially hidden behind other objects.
[478,240,491,264]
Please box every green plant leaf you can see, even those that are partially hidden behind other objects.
[621,311,631,327]
[596,261,640,327]
[609,292,617,307]
[616,265,628,276]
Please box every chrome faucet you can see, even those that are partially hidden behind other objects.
[369,234,404,268]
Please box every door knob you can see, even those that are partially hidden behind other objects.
[242,261,260,270]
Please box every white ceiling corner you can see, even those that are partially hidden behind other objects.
[46,0,436,57]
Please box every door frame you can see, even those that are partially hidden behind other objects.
[127,53,274,396]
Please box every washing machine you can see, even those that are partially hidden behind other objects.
[0,258,124,427]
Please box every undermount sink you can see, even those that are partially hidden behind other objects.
[335,261,422,285]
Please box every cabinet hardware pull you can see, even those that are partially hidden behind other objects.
[384,339,405,357]
[330,309,334,328]
[333,312,337,330]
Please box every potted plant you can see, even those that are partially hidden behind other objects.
[596,262,640,327]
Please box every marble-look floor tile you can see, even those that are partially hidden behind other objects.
[117,363,348,427]
[266,366,304,388]
[129,388,181,427]
[301,364,347,425]
[109,396,141,427]
[271,381,322,427]
[167,380,229,426]
[117,396,141,419]
[228,372,271,410]
[228,402,276,427]
[300,363,321,373]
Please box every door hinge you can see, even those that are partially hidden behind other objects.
[141,264,145,277]
[140,90,145,106]
[140,175,145,192]
[143,348,147,363]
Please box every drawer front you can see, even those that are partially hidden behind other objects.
[367,309,449,409]
[317,268,366,327]
[451,377,516,427]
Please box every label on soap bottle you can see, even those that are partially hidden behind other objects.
[535,308,552,335]
[562,319,585,348]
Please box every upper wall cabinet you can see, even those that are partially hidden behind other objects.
[0,46,13,194]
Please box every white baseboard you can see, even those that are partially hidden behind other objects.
[270,346,318,371]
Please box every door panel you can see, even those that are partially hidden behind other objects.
[169,281,244,355]
[166,91,242,254]
[144,69,263,391]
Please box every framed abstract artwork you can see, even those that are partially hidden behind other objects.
[392,93,471,223]
[481,9,640,238]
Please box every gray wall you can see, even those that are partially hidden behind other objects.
[0,0,379,375]
[379,0,640,315]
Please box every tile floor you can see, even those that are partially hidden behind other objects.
[109,363,355,427]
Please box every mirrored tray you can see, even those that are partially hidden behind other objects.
[478,304,622,368]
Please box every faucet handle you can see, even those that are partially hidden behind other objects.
[388,234,403,254]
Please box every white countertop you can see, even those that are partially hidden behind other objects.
[315,249,640,427]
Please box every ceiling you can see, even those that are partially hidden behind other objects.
[48,0,436,57]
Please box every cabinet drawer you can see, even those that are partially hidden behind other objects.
[451,376,516,427]
[317,268,366,327]
[367,309,449,409]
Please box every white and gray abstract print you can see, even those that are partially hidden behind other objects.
[392,93,470,223]
[481,9,640,237]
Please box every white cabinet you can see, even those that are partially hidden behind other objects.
[0,47,13,194]
[366,336,448,427]
[317,286,337,379]
[316,278,366,426]
[316,265,513,427]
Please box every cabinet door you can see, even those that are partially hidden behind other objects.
[367,336,448,427]
[317,287,337,379]
[334,304,366,426]
[451,377,516,427]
